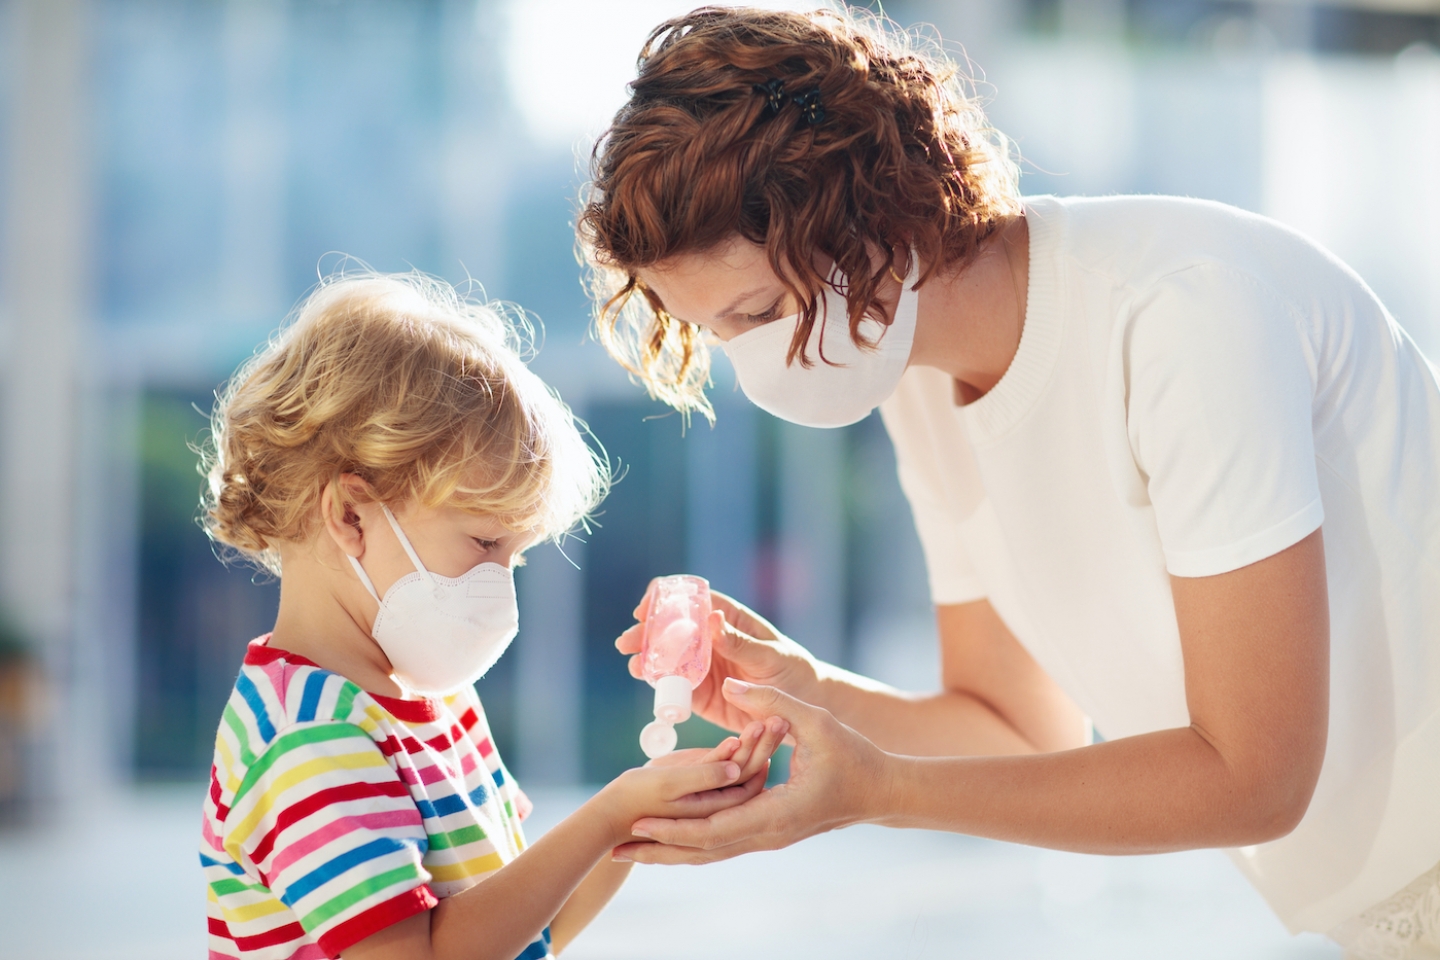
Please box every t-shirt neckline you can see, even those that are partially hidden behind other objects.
[244,635,443,723]
[956,196,1066,444]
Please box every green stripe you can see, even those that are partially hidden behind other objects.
[210,877,273,898]
[332,681,360,721]
[300,863,421,931]
[426,823,487,851]
[232,723,374,808]
[223,703,258,767]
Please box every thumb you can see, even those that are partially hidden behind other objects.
[721,677,824,730]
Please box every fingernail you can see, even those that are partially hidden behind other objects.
[724,762,741,780]
[724,678,753,695]
[612,854,632,863]
[631,828,651,839]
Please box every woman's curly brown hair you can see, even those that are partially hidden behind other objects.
[578,4,1020,418]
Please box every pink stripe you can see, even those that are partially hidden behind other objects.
[396,766,420,786]
[202,817,226,853]
[292,944,328,959]
[268,809,424,878]
[459,751,478,775]
[411,762,448,786]
[208,951,241,960]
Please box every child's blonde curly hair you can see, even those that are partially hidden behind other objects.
[200,272,608,575]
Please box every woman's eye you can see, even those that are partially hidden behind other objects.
[742,298,783,324]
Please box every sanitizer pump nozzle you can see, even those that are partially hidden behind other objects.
[637,575,712,759]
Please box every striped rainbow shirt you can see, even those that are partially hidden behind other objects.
[201,637,550,960]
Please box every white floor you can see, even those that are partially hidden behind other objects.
[0,784,1341,960]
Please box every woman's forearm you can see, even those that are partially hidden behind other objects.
[812,665,1040,757]
[876,725,1314,854]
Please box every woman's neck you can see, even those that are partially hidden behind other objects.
[908,214,1029,404]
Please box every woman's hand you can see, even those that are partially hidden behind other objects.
[615,587,825,733]
[587,713,790,849]
[612,678,892,865]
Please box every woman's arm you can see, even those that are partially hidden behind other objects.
[812,599,1090,756]
[616,591,1089,756]
[616,530,1329,861]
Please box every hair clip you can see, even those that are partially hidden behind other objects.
[752,78,787,116]
[792,88,826,125]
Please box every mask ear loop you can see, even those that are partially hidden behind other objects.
[348,555,382,603]
[380,504,438,585]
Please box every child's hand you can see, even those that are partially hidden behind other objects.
[588,716,788,848]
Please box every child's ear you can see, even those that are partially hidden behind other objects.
[321,474,374,558]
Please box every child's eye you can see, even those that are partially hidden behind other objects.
[472,538,500,551]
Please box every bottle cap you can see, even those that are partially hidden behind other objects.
[653,674,693,724]
[640,719,678,759]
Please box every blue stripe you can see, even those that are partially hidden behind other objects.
[468,782,490,806]
[199,853,246,875]
[515,936,550,960]
[297,671,327,723]
[235,672,276,743]
[281,837,420,906]
[414,793,471,821]
[490,767,506,788]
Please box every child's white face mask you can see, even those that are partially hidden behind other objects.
[348,505,519,697]
[720,258,920,428]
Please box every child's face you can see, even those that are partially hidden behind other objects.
[357,499,535,599]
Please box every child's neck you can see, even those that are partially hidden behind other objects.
[270,548,413,700]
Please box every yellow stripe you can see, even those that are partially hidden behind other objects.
[426,851,504,883]
[226,750,390,849]
[219,895,291,924]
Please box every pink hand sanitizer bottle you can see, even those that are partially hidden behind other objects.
[638,575,712,759]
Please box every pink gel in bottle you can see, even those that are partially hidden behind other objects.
[638,575,712,759]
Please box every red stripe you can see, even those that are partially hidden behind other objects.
[243,635,320,669]
[233,919,308,951]
[400,736,427,755]
[376,735,403,757]
[316,885,438,958]
[458,707,479,731]
[250,779,411,867]
[210,767,230,820]
[208,916,235,940]
[423,733,452,752]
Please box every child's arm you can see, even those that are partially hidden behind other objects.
[344,718,787,960]
[548,718,786,953]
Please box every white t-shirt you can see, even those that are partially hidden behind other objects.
[879,194,1440,934]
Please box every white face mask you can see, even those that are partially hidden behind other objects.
[720,258,920,428]
[348,505,519,697]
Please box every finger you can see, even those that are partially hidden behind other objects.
[615,623,644,654]
[629,787,785,851]
[659,765,768,819]
[627,654,642,680]
[699,737,741,763]
[631,578,659,620]
[725,720,765,773]
[722,678,828,733]
[736,716,789,783]
[657,760,741,800]
[709,590,781,642]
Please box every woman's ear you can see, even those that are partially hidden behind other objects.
[320,473,374,559]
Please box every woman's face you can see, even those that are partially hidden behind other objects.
[637,236,802,342]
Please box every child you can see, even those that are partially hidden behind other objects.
[197,273,787,960]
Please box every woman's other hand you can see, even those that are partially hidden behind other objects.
[612,678,891,865]
[615,587,825,734]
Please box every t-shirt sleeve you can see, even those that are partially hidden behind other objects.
[224,721,437,958]
[1125,262,1324,577]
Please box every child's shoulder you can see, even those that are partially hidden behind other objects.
[221,636,374,750]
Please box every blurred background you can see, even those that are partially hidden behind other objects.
[0,0,1436,957]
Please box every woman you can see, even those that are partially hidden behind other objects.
[577,7,1440,957]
